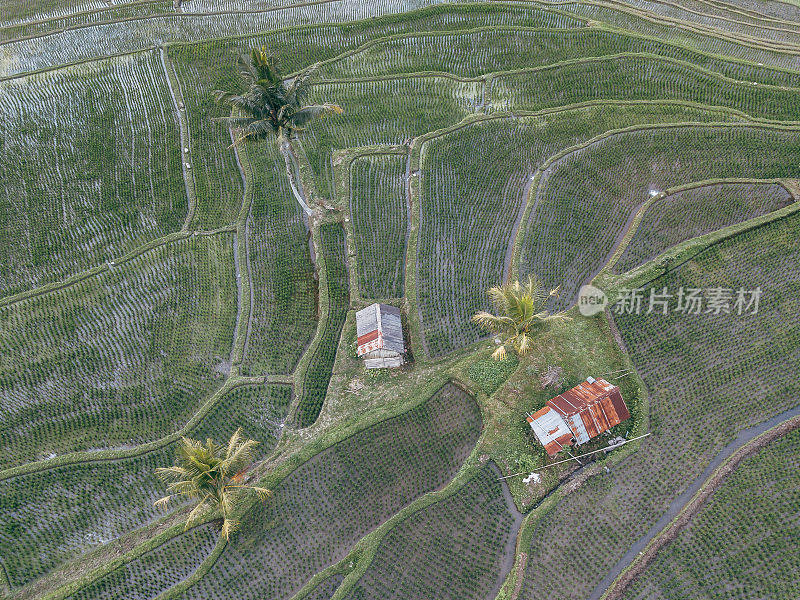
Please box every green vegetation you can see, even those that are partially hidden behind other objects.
[63,523,217,600]
[154,429,272,540]
[623,430,800,600]
[0,235,236,470]
[215,46,343,145]
[348,153,408,299]
[342,463,520,600]
[4,1,800,598]
[468,355,519,395]
[472,275,571,360]
[0,52,185,297]
[295,223,350,428]
[613,181,793,273]
[240,141,317,375]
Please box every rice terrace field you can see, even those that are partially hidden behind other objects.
[1,0,799,599]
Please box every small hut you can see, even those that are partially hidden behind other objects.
[527,377,630,457]
[355,303,405,369]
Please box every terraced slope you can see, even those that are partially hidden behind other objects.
[2,1,800,598]
[0,51,185,297]
[0,382,290,588]
[518,212,800,600]
[178,383,482,600]
[622,429,800,600]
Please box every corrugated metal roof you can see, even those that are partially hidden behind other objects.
[355,303,405,357]
[545,378,630,446]
[527,407,574,457]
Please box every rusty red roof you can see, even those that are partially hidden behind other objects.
[546,378,629,445]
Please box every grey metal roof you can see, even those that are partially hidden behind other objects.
[355,303,404,354]
[377,304,404,353]
[355,304,378,337]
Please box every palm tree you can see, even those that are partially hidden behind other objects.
[214,46,343,146]
[154,428,271,540]
[472,275,571,360]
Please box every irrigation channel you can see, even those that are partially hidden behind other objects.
[587,402,800,600]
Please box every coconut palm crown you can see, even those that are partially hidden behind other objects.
[154,428,271,540]
[472,275,571,360]
[214,46,343,145]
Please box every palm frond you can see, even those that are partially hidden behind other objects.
[154,465,189,483]
[184,495,213,530]
[492,345,508,360]
[154,495,176,509]
[220,518,240,540]
[289,103,343,128]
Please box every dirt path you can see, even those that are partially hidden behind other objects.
[589,403,800,600]
[503,172,537,280]
[230,138,254,365]
[492,467,525,600]
[159,46,196,231]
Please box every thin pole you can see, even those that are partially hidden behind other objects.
[497,433,652,480]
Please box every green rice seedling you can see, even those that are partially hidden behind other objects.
[554,2,800,71]
[0,51,185,297]
[304,574,345,600]
[519,124,800,310]
[591,0,800,47]
[0,444,177,587]
[623,430,800,600]
[342,463,521,600]
[614,181,793,273]
[0,1,175,41]
[0,235,236,469]
[64,522,218,600]
[296,222,349,428]
[0,1,581,78]
[349,153,409,299]
[179,383,482,600]
[0,383,289,588]
[517,213,800,600]
[316,26,800,87]
[240,142,317,376]
[491,54,800,121]
[302,76,482,199]
[417,103,746,356]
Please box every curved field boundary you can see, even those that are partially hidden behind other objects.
[0,0,172,32]
[331,144,410,304]
[159,378,470,600]
[169,381,481,600]
[601,192,800,295]
[310,24,800,86]
[0,226,234,310]
[0,0,338,47]
[487,50,800,95]
[228,126,256,370]
[405,99,763,361]
[554,0,800,66]
[601,177,793,273]
[159,46,197,232]
[334,462,523,600]
[0,1,582,81]
[0,374,271,482]
[594,409,800,600]
[509,119,800,283]
[552,0,800,52]
[617,0,800,33]
[694,0,800,25]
